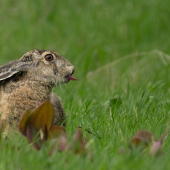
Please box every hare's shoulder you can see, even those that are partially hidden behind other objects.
[0,72,26,94]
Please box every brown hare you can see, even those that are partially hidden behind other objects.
[0,49,77,134]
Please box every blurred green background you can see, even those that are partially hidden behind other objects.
[0,0,170,98]
[1,0,170,169]
[1,0,170,67]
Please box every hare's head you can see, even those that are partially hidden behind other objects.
[0,49,77,86]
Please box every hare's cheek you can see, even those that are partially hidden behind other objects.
[52,63,58,75]
[40,67,54,77]
[56,67,63,74]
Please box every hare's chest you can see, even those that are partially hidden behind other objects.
[0,81,51,125]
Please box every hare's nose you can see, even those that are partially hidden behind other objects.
[71,69,75,75]
[67,65,74,72]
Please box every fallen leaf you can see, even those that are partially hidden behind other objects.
[131,130,153,147]
[19,101,54,136]
[49,134,67,155]
[19,110,31,136]
[67,128,87,155]
[19,101,67,152]
[48,125,66,139]
[48,126,67,155]
[26,125,41,150]
[26,101,54,132]
[150,130,169,156]
[150,140,162,156]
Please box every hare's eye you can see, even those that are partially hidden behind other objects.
[45,54,53,61]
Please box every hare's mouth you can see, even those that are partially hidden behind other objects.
[67,75,77,81]
[65,71,77,81]
[65,74,77,81]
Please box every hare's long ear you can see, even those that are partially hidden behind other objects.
[0,53,34,81]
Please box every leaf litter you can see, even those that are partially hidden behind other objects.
[0,100,168,159]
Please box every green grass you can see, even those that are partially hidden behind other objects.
[1,0,170,169]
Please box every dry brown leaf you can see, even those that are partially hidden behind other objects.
[48,126,67,155]
[19,101,67,152]
[48,125,66,139]
[19,101,54,136]
[131,130,153,147]
[26,101,54,132]
[67,128,87,155]
[19,110,31,136]
[150,141,162,156]
[150,130,169,156]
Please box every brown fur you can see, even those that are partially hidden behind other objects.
[0,49,75,134]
